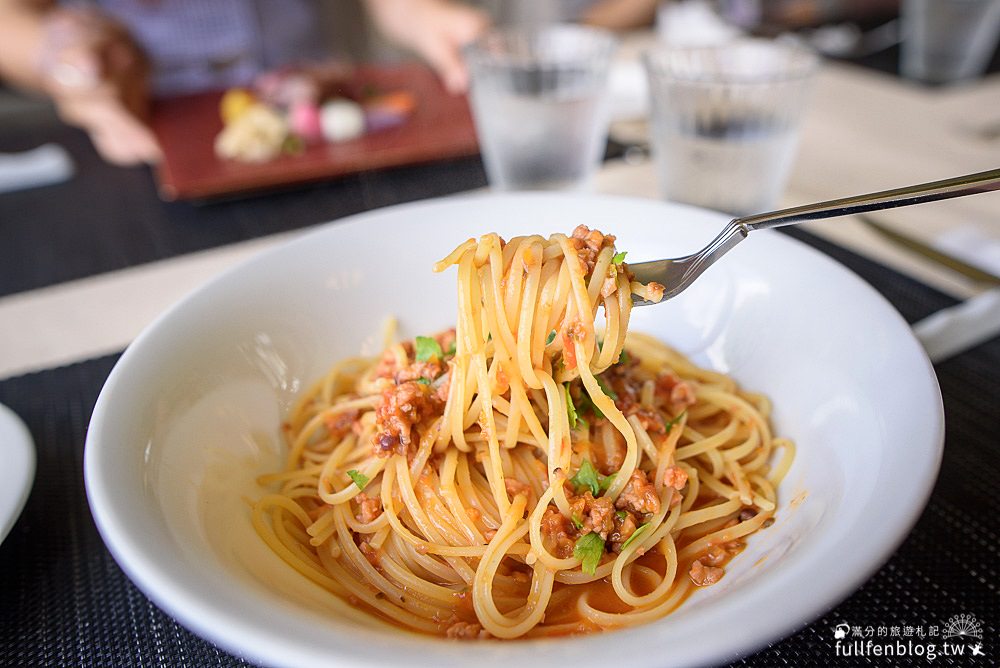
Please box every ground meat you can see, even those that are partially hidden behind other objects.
[615,469,661,516]
[373,341,413,380]
[608,510,639,551]
[568,491,615,540]
[593,430,626,474]
[598,364,697,433]
[689,558,725,586]
[634,407,667,434]
[663,466,688,491]
[359,541,381,569]
[446,621,492,639]
[540,506,578,558]
[702,545,729,566]
[373,380,445,458]
[670,382,695,407]
[600,361,667,434]
[700,540,745,567]
[435,329,457,356]
[395,360,447,385]
[355,492,382,524]
[323,409,359,440]
[655,370,696,410]
[569,225,616,277]
[505,478,531,502]
[373,329,456,384]
[600,272,618,298]
[561,321,587,371]
[433,373,452,404]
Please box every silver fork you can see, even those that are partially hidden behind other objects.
[629,168,1000,305]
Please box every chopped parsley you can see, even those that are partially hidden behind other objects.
[571,515,584,530]
[612,251,627,265]
[576,378,616,420]
[415,377,431,385]
[564,383,580,429]
[570,459,615,497]
[414,336,443,362]
[616,349,630,365]
[664,410,687,432]
[577,392,604,420]
[346,469,370,490]
[573,532,605,575]
[447,340,457,356]
[601,471,618,492]
[621,523,651,550]
[602,472,616,492]
[615,510,627,521]
[546,330,557,345]
[596,376,618,401]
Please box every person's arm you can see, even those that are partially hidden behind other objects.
[743,0,900,29]
[0,0,52,90]
[363,0,488,93]
[580,0,658,31]
[0,0,159,165]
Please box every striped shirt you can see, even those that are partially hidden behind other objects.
[91,0,328,96]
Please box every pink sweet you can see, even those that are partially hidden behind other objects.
[288,100,323,143]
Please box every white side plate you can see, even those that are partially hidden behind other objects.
[0,402,35,543]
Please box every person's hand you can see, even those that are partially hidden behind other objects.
[39,8,160,166]
[366,0,489,94]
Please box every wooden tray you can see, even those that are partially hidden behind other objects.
[151,63,480,201]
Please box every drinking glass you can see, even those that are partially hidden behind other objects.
[643,39,818,216]
[464,25,617,191]
[901,0,1000,85]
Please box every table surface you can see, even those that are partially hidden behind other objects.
[0,39,998,668]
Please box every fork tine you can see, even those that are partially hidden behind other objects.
[628,222,747,305]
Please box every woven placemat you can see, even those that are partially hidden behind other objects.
[1,229,996,667]
[0,112,489,300]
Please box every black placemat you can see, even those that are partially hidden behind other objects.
[0,109,490,300]
[1,229,996,667]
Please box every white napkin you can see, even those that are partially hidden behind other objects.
[656,0,742,45]
[933,224,1000,277]
[608,60,648,121]
[913,288,1000,363]
[0,144,74,194]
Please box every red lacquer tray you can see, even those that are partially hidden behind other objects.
[151,63,480,201]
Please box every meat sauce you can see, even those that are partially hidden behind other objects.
[348,321,750,638]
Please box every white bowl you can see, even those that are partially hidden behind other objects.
[0,402,34,544]
[85,193,943,668]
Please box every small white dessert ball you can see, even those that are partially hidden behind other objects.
[320,99,365,143]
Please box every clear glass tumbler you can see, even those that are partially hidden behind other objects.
[643,39,818,216]
[901,0,1000,85]
[464,25,617,191]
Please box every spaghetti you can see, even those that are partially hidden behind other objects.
[252,226,794,639]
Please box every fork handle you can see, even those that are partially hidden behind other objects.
[735,167,1000,232]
